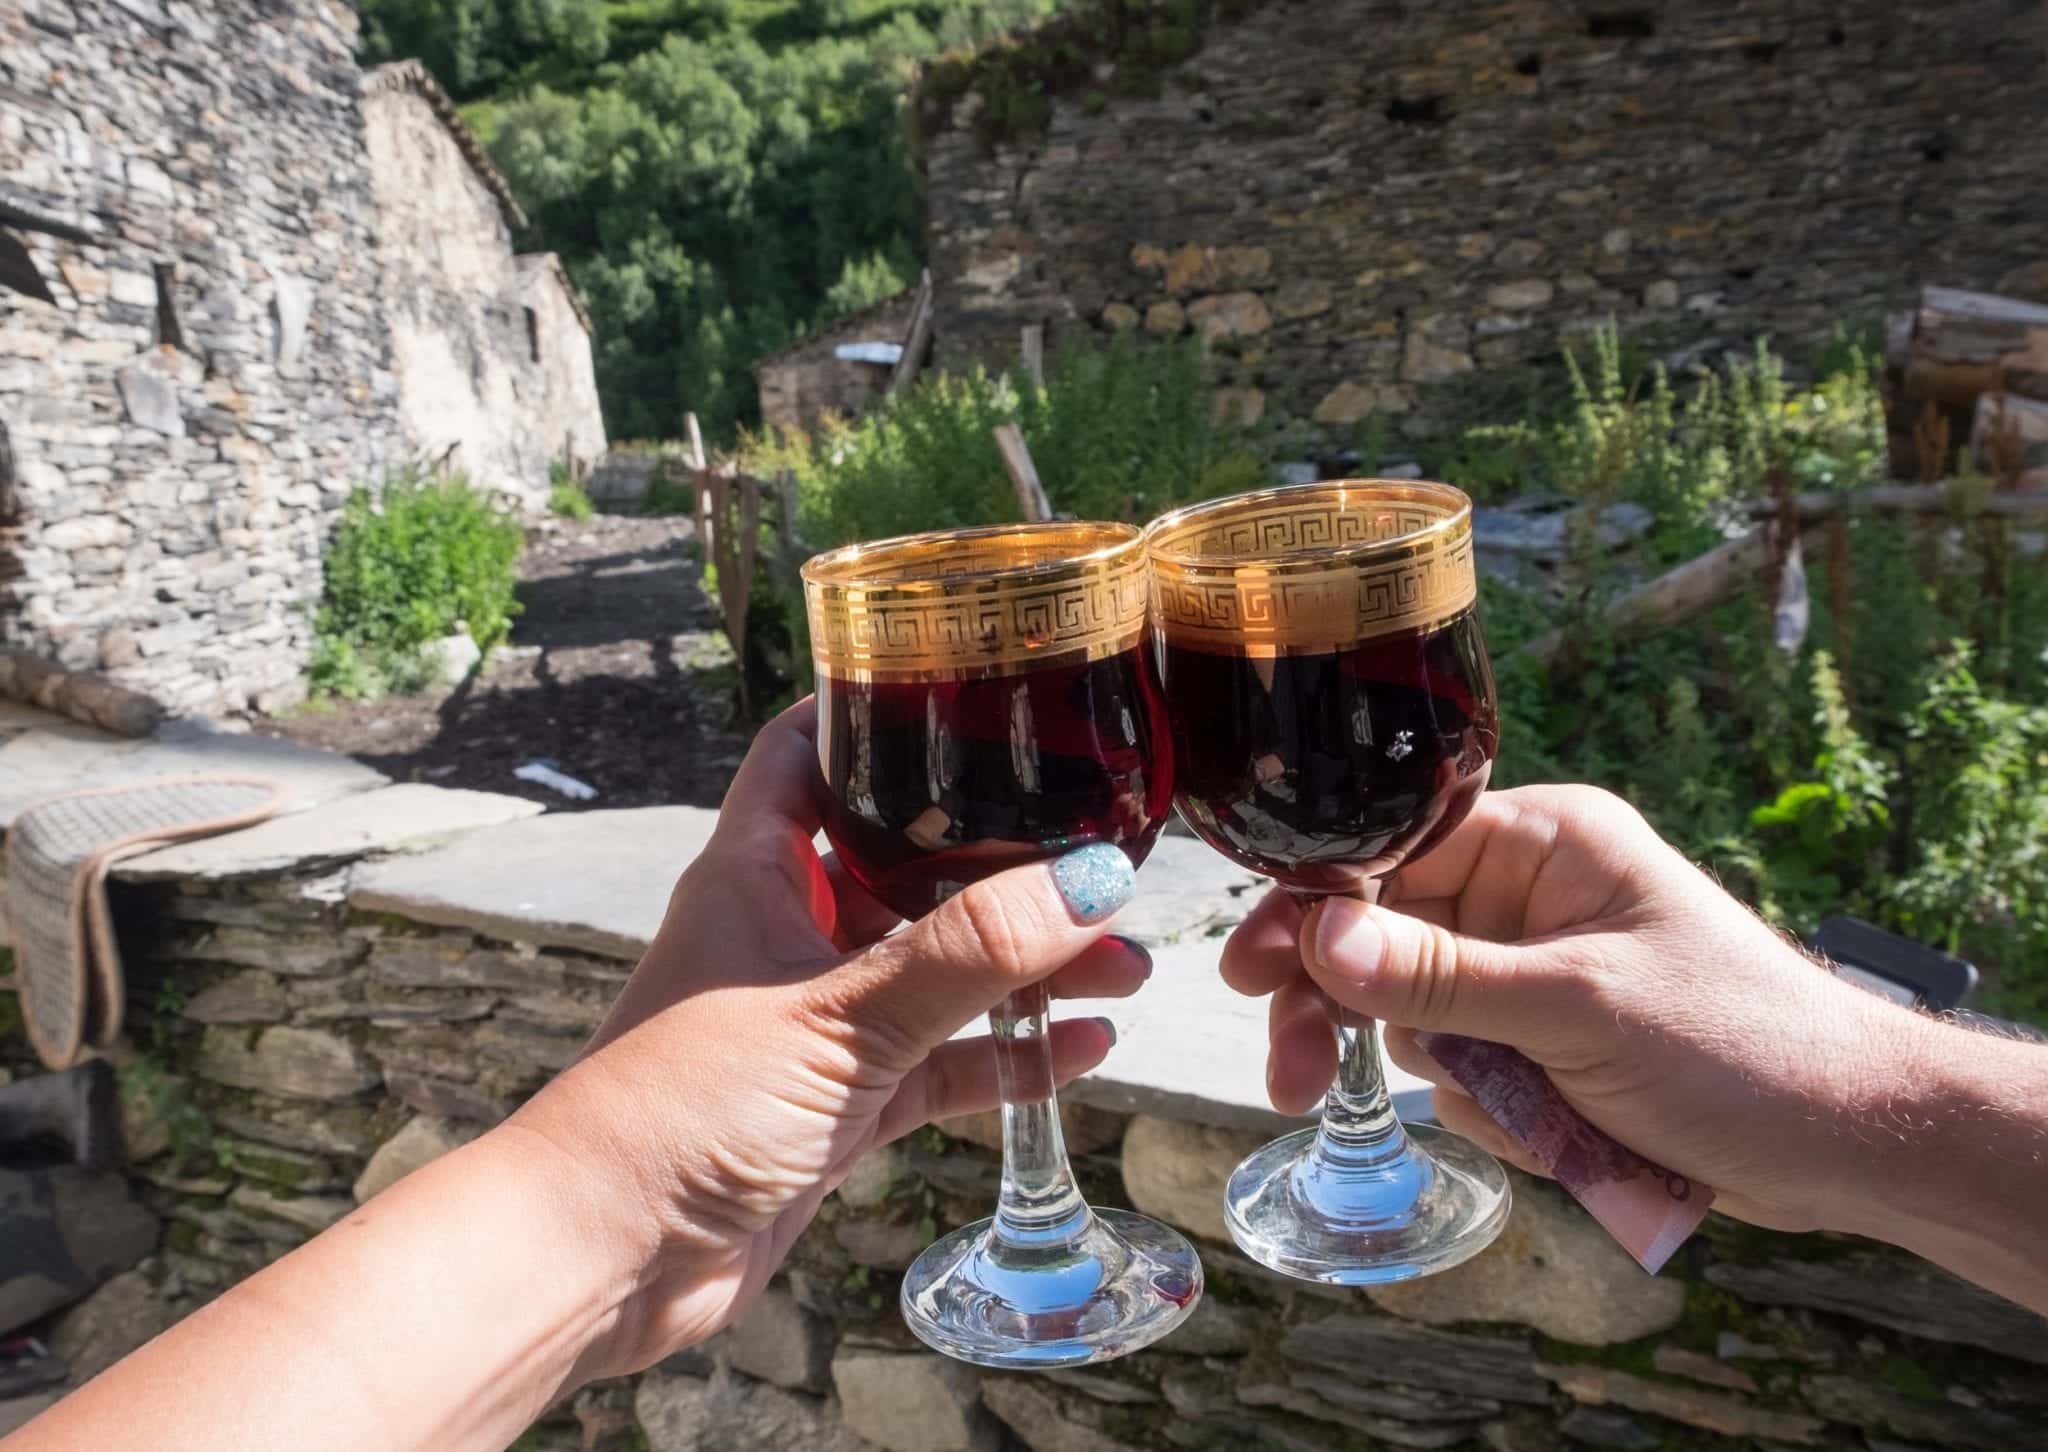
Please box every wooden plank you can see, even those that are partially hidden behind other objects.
[992,424,1052,522]
[887,269,935,399]
[1021,323,1045,389]
[1739,481,2048,520]
[1971,393,2048,490]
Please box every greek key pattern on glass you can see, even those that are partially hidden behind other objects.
[1159,502,1446,563]
[1152,528,1476,651]
[810,567,1148,676]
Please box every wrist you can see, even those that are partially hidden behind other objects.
[1817,1007,2048,1303]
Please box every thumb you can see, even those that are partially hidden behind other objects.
[823,842,1135,1060]
[1300,896,1559,1045]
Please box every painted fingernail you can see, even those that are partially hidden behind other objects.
[1051,843,1135,925]
[1089,1016,1119,1048]
[1314,897,1384,981]
[1110,935,1153,975]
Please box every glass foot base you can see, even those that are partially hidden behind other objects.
[1223,1121,1511,1286]
[900,1207,1203,1368]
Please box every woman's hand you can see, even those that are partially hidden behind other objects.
[512,702,1150,1380]
[1223,785,2048,1302]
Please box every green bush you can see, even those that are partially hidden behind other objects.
[308,472,524,699]
[547,465,595,520]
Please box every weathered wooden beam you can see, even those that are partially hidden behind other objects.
[887,269,935,399]
[993,424,1052,522]
[1739,481,2048,521]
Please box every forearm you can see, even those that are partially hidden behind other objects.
[1830,1014,2048,1314]
[9,1126,643,1452]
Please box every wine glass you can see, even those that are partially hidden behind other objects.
[802,521,1202,1367]
[1144,480,1511,1284]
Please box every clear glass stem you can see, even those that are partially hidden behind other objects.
[989,981,1091,1250]
[1298,880,1415,1178]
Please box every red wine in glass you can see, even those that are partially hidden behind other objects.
[1146,478,1512,1286]
[817,645,1175,918]
[804,519,1202,1367]
[1160,613,1496,897]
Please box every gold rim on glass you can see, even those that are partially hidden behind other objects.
[802,520,1149,682]
[1144,480,1478,656]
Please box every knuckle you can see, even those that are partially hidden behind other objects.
[1409,920,1466,1026]
[954,884,1034,982]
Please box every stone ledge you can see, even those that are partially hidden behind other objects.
[346,806,722,960]
[115,784,543,882]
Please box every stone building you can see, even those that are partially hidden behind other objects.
[0,4,605,716]
[917,0,2048,438]
[753,288,919,432]
[362,61,605,495]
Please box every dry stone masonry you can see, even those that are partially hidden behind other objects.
[0,4,605,716]
[918,0,2048,443]
[1,707,2044,1449]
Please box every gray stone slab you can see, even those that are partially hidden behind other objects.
[115,784,542,882]
[347,806,721,959]
[1122,834,1266,946]
[0,721,385,830]
[973,938,1437,1134]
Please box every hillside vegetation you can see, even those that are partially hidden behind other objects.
[358,0,1067,442]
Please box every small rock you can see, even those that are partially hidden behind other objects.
[0,1166,160,1334]
[983,1378,1141,1452]
[116,357,184,437]
[833,1350,996,1452]
[1601,228,1632,255]
[1559,1407,1660,1450]
[227,1183,353,1236]
[1803,1374,2030,1452]
[185,971,289,1025]
[1403,332,1474,382]
[1044,1370,1158,1405]
[195,1025,380,1102]
[834,1219,925,1271]
[1157,1293,1251,1356]
[1186,292,1271,340]
[1485,279,1555,310]
[836,1145,906,1210]
[728,1287,832,1394]
[1215,245,1271,286]
[1368,1172,1686,1346]
[1099,303,1139,331]
[1274,462,1319,487]
[1164,244,1219,295]
[1238,1381,1479,1448]
[1271,279,1333,321]
[1651,1344,1757,1392]
[1128,243,1167,273]
[1143,300,1185,336]
[1644,279,1681,308]
[1312,379,1379,426]
[1543,1364,1823,1444]
[1717,1332,1780,1361]
[1210,386,1265,427]
[47,1268,176,1383]
[636,1366,876,1452]
[1494,239,1545,269]
[1119,1116,1266,1244]
[353,1115,480,1203]
[425,632,480,686]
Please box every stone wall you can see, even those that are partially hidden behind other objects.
[919,0,2048,443]
[362,63,607,506]
[0,0,399,715]
[3,769,2043,1450]
[756,289,920,432]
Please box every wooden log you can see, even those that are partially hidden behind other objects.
[1520,480,2048,675]
[1514,522,1817,674]
[1020,324,1045,389]
[1739,480,2048,521]
[888,269,935,399]
[992,424,1052,522]
[1904,286,2048,408]
[1971,394,2048,490]
[0,650,163,737]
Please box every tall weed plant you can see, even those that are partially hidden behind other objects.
[309,471,524,700]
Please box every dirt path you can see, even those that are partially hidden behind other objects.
[258,515,753,811]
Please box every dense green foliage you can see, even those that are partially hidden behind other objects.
[1473,329,2047,1018]
[547,459,597,518]
[362,0,1068,443]
[309,473,525,699]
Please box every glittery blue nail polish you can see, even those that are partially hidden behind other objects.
[1051,843,1135,924]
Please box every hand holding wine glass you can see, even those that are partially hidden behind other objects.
[1225,781,2048,1314]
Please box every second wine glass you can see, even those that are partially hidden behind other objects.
[1145,480,1511,1285]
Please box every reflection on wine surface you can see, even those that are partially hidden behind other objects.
[817,645,1173,920]
[1160,613,1496,897]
